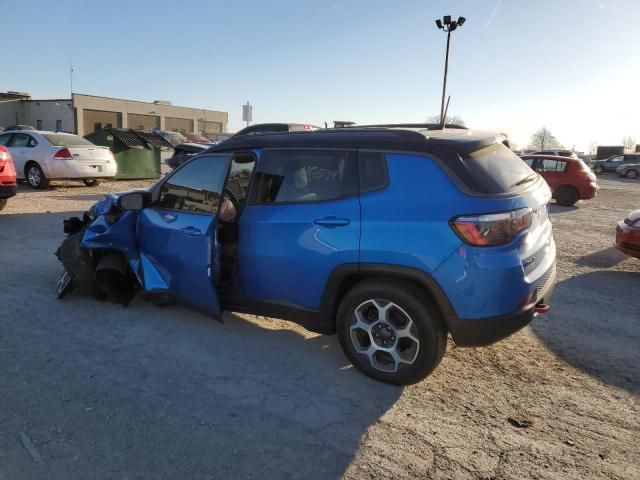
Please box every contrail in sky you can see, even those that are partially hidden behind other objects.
[485,0,503,28]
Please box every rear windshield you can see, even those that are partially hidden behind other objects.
[42,134,96,147]
[463,144,536,194]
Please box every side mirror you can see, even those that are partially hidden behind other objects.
[117,191,151,211]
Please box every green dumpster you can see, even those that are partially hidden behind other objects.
[84,129,172,179]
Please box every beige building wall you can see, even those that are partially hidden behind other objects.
[83,109,122,134]
[165,117,193,133]
[197,120,223,134]
[127,113,160,130]
[72,94,228,136]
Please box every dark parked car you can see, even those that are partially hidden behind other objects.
[615,157,640,179]
[616,209,640,259]
[590,153,640,174]
[166,143,209,170]
[520,154,598,206]
[234,123,321,136]
[3,124,35,132]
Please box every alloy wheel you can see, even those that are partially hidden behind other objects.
[28,166,41,187]
[349,299,420,373]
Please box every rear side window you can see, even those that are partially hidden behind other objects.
[463,144,536,194]
[0,134,12,145]
[249,150,357,204]
[8,133,31,148]
[359,152,388,192]
[542,159,567,172]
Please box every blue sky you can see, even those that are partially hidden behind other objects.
[2,0,638,150]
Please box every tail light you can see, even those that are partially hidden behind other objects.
[54,148,73,160]
[451,208,533,246]
[0,145,10,164]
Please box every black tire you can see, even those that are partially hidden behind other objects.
[0,199,6,211]
[554,185,579,206]
[625,169,638,179]
[592,165,603,174]
[25,162,50,189]
[83,179,101,187]
[55,232,100,295]
[336,278,447,385]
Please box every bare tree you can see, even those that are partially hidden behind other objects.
[528,127,562,151]
[426,114,466,126]
[622,136,636,153]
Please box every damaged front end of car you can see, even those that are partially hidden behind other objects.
[56,192,147,305]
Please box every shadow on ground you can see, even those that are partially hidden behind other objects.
[575,246,628,268]
[531,270,640,395]
[0,210,402,479]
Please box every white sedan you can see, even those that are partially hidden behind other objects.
[0,130,117,188]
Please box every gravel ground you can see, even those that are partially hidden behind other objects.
[0,176,638,480]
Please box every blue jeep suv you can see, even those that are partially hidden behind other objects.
[57,126,556,385]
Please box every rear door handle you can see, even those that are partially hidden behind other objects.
[313,216,350,227]
[180,226,202,236]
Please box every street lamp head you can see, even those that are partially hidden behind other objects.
[443,15,451,26]
[457,16,466,26]
[435,19,443,29]
[449,20,458,31]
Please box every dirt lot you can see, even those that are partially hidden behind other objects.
[0,177,638,480]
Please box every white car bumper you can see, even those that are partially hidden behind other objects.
[49,160,117,179]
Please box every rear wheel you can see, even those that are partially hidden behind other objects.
[336,278,447,385]
[554,185,579,206]
[83,179,101,187]
[26,162,49,189]
[625,169,638,179]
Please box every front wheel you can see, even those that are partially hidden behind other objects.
[336,279,447,385]
[0,199,6,211]
[83,179,101,187]
[625,169,638,179]
[592,165,602,174]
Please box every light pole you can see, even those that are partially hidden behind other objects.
[435,15,466,126]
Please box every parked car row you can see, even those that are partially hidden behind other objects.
[589,153,640,178]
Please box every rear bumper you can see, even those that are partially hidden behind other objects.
[50,160,117,179]
[580,182,599,200]
[0,183,17,199]
[448,263,557,347]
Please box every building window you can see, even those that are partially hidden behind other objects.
[56,120,62,131]
[36,120,43,130]
[94,122,103,131]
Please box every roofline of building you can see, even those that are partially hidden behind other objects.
[72,93,228,115]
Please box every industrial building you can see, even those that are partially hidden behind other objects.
[0,91,228,137]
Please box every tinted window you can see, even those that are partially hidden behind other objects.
[9,133,31,147]
[543,159,567,172]
[359,152,388,192]
[0,134,12,146]
[158,154,230,214]
[250,150,357,204]
[42,134,95,147]
[464,144,535,194]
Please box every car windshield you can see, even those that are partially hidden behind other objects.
[42,133,96,147]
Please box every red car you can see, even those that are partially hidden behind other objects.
[616,209,640,259]
[0,145,17,212]
[520,154,598,206]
